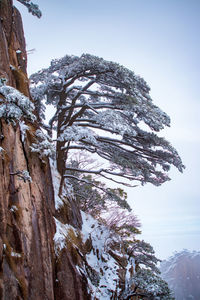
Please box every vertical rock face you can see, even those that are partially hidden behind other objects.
[0,1,88,299]
[0,0,28,91]
[0,1,55,299]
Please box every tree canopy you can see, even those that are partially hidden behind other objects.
[30,53,184,190]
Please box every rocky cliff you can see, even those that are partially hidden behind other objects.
[0,1,55,299]
[0,1,90,299]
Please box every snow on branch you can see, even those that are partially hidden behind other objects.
[0,83,36,124]
[10,170,32,182]
[30,129,56,160]
[123,268,174,300]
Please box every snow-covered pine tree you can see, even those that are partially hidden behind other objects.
[30,53,184,194]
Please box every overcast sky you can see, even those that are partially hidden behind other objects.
[15,0,200,259]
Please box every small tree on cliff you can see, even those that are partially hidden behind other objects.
[30,53,184,192]
[123,268,174,300]
[123,239,174,299]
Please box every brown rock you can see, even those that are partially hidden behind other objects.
[0,1,88,299]
[55,248,90,300]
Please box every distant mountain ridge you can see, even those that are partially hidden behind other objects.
[160,249,200,300]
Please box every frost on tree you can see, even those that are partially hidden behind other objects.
[0,80,36,123]
[123,240,174,299]
[30,53,184,189]
[123,268,174,299]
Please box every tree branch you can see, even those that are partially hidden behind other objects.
[64,167,139,186]
[62,79,96,128]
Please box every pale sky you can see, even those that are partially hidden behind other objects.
[15,0,200,259]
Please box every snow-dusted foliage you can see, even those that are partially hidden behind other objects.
[121,237,174,299]
[15,0,42,18]
[58,125,97,145]
[30,129,55,159]
[30,53,184,187]
[0,83,36,123]
[123,268,174,299]
[127,239,161,274]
